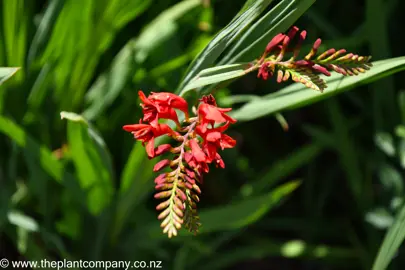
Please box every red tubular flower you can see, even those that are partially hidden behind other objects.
[256,26,372,92]
[123,122,176,158]
[196,123,236,164]
[123,91,236,238]
[197,95,237,133]
[139,90,189,127]
[265,33,285,54]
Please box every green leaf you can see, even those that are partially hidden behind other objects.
[144,180,300,239]
[231,57,405,122]
[83,42,136,120]
[2,0,28,83]
[179,63,253,94]
[111,141,156,243]
[375,132,396,157]
[61,111,114,215]
[134,0,201,63]
[27,0,65,65]
[200,180,300,233]
[221,0,316,64]
[0,67,19,85]
[8,210,39,232]
[177,0,274,94]
[83,0,195,119]
[372,203,405,270]
[0,115,87,207]
[242,144,322,196]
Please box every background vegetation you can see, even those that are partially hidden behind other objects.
[1,0,405,269]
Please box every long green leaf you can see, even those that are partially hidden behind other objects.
[144,180,301,239]
[134,0,201,63]
[0,67,19,85]
[0,115,87,206]
[200,180,301,233]
[180,63,253,94]
[83,42,136,120]
[110,142,155,243]
[61,111,114,215]
[231,57,405,121]
[83,0,198,119]
[372,203,405,270]
[245,144,322,195]
[221,0,315,64]
[27,0,65,66]
[177,0,274,94]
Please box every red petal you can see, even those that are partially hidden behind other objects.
[312,64,331,76]
[198,104,227,123]
[153,123,175,137]
[215,153,225,168]
[220,134,236,149]
[155,173,167,184]
[138,90,154,105]
[287,26,299,40]
[265,33,285,53]
[153,159,170,172]
[155,144,172,156]
[122,123,150,132]
[206,131,222,142]
[189,139,206,163]
[145,137,155,158]
[313,38,322,50]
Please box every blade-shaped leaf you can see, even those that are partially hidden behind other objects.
[177,0,274,94]
[224,0,316,64]
[8,210,39,232]
[27,0,65,65]
[372,203,405,270]
[134,0,201,63]
[231,57,405,122]
[61,111,114,215]
[180,63,253,94]
[200,180,300,233]
[83,0,198,119]
[143,180,300,239]
[83,42,136,120]
[110,141,155,242]
[0,67,19,85]
[0,115,87,207]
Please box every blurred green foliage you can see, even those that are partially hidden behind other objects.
[1,0,405,269]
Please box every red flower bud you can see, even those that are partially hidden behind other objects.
[265,33,285,54]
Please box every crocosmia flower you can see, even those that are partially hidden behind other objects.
[123,91,236,238]
[138,90,189,127]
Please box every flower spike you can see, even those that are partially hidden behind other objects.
[257,26,372,92]
[123,91,236,238]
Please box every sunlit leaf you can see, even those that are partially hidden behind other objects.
[61,111,114,215]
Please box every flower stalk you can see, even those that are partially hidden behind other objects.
[256,26,373,92]
[123,91,236,237]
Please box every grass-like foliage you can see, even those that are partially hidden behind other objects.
[1,0,405,269]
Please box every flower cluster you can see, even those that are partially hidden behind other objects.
[257,26,373,92]
[123,91,236,238]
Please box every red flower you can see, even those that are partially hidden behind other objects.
[139,91,189,127]
[265,33,285,54]
[123,122,176,158]
[189,139,207,163]
[196,123,236,163]
[123,91,237,238]
[257,62,274,81]
[197,96,236,133]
